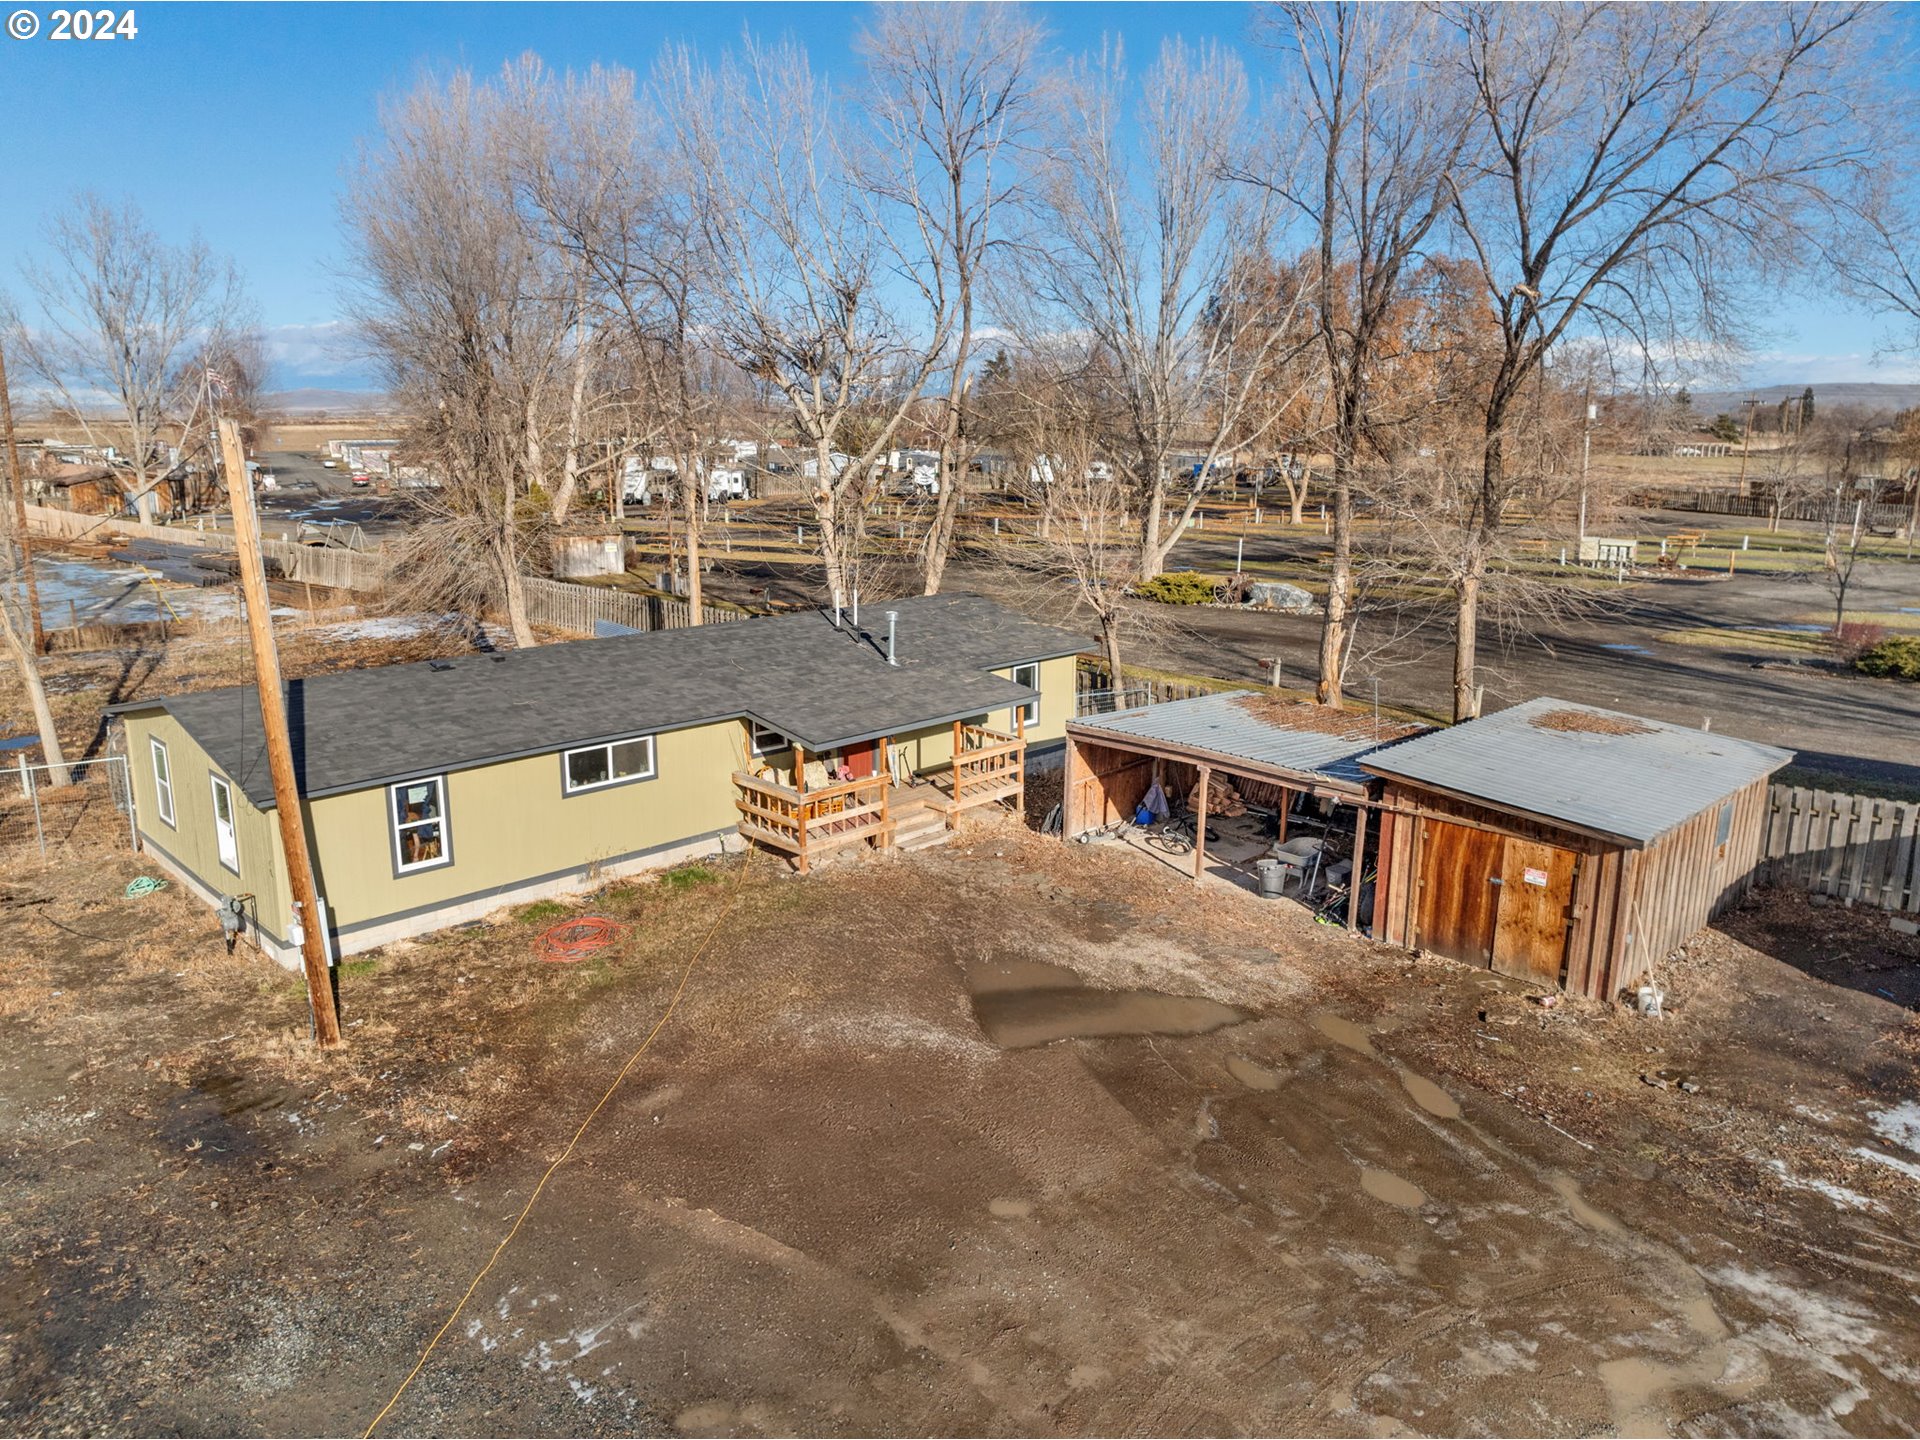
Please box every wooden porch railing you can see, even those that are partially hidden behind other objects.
[733,770,892,874]
[948,718,1026,827]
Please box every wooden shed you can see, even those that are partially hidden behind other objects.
[1362,697,1791,1000]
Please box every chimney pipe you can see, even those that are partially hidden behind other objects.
[851,588,860,627]
[832,587,843,629]
[885,610,899,666]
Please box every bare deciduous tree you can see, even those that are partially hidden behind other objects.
[1019,38,1307,583]
[1442,0,1874,718]
[0,336,69,786]
[1251,1,1475,708]
[855,1,1046,596]
[659,37,954,605]
[6,194,247,521]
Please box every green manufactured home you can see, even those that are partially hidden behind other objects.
[113,594,1086,966]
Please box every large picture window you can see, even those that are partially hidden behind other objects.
[1010,662,1040,728]
[150,737,175,828]
[209,774,239,874]
[563,736,656,795]
[390,776,451,873]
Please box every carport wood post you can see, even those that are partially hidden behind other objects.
[1194,764,1210,881]
[221,420,341,1050]
[1349,804,1369,932]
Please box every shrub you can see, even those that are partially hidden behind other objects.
[1856,635,1920,681]
[1135,571,1220,605]
[1829,620,1886,660]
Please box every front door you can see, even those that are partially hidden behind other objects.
[1491,839,1577,986]
[1415,821,1502,966]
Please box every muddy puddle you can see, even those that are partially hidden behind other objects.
[964,956,1247,1050]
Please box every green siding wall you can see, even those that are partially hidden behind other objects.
[305,717,750,929]
[123,711,292,938]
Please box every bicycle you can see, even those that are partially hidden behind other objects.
[1142,812,1218,856]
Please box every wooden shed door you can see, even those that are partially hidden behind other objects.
[1491,839,1577,986]
[1415,822,1502,966]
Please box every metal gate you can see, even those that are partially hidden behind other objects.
[11,754,137,857]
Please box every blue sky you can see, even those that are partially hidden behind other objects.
[1,1,1913,392]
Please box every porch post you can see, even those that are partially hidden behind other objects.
[1349,802,1369,933]
[949,719,963,830]
[793,744,809,874]
[879,736,893,851]
[1014,706,1026,822]
[1193,763,1210,883]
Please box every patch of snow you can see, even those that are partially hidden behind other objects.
[1854,1146,1920,1185]
[1867,1100,1920,1156]
[1766,1159,1884,1213]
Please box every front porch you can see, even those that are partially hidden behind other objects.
[733,720,1027,872]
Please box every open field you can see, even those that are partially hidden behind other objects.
[3,798,1919,1436]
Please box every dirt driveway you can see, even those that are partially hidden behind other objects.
[4,815,1919,1437]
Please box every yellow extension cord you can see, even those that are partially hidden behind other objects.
[362,853,752,1437]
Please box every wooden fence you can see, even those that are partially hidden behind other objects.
[519,575,747,636]
[1629,487,1912,530]
[25,502,392,592]
[1760,785,1920,915]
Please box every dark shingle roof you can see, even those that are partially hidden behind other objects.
[118,593,1088,809]
[1360,696,1793,845]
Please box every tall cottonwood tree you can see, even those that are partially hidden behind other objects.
[345,70,572,648]
[1021,39,1308,583]
[855,2,1046,596]
[658,37,954,605]
[1441,0,1874,719]
[1251,2,1475,707]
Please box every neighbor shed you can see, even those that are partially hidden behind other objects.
[1361,698,1791,999]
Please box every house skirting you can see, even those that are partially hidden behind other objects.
[139,825,742,972]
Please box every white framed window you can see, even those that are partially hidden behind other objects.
[750,721,790,757]
[150,737,175,828]
[390,776,451,874]
[562,735,656,795]
[1010,662,1041,728]
[209,774,239,874]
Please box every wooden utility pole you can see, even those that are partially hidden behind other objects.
[220,420,341,1048]
[0,337,47,652]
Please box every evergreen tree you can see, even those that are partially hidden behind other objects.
[1800,386,1816,428]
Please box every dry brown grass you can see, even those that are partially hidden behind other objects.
[1529,706,1657,736]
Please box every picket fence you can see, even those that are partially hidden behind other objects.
[518,575,747,636]
[1761,784,1920,915]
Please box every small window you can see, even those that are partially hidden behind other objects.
[1010,663,1040,728]
[750,722,789,757]
[562,735,656,795]
[390,776,451,873]
[209,774,239,874]
[1715,799,1734,848]
[150,737,175,828]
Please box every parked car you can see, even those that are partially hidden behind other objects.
[350,473,372,488]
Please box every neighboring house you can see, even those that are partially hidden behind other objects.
[111,594,1087,966]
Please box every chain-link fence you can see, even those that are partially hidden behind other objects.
[11,754,137,858]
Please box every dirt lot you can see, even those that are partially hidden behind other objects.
[4,798,1920,1437]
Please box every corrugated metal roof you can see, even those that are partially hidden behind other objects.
[1070,690,1420,790]
[1360,696,1793,845]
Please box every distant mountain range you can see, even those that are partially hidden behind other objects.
[264,388,393,416]
[1684,382,1920,417]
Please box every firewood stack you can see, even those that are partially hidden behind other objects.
[1189,772,1246,818]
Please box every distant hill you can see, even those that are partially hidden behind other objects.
[1686,382,1920,417]
[265,388,393,416]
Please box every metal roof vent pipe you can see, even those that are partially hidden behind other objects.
[851,588,860,628]
[885,610,899,666]
[832,587,843,629]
